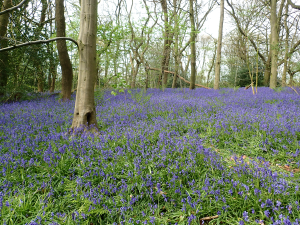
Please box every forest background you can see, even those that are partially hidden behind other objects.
[1,0,300,103]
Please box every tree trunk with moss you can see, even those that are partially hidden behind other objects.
[71,0,98,130]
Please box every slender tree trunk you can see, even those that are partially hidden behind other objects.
[37,65,44,92]
[207,41,217,87]
[214,0,224,90]
[36,0,47,92]
[50,64,57,92]
[144,65,149,90]
[172,0,179,89]
[270,0,278,89]
[104,53,109,79]
[56,0,73,100]
[71,0,98,130]
[0,0,11,96]
[114,41,120,77]
[48,69,52,90]
[282,2,289,87]
[189,0,196,90]
[200,47,207,84]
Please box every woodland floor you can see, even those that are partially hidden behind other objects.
[0,87,300,224]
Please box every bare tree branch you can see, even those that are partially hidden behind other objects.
[225,0,267,64]
[0,37,78,52]
[287,0,300,10]
[0,0,28,15]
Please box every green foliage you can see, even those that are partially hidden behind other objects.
[235,65,264,87]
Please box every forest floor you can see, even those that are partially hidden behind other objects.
[0,87,300,225]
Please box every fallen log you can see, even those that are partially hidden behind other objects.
[146,66,210,89]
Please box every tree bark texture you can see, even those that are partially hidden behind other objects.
[214,0,224,90]
[189,0,196,89]
[270,0,278,89]
[0,0,12,95]
[56,0,73,100]
[71,0,98,130]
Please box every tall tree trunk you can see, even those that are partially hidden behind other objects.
[160,0,172,88]
[263,51,272,86]
[56,0,73,100]
[71,0,98,130]
[35,0,47,92]
[282,2,289,87]
[270,0,279,89]
[0,0,11,96]
[214,0,224,90]
[189,0,196,90]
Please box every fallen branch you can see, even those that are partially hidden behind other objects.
[177,74,210,89]
[146,66,210,89]
[199,215,219,224]
[288,85,299,95]
[244,82,253,90]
